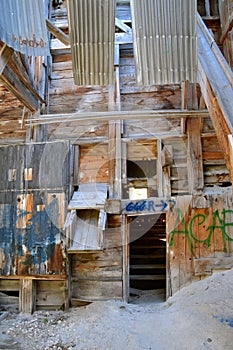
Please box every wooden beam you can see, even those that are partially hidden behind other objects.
[122,214,129,302]
[46,19,70,46]
[198,62,233,183]
[197,15,233,184]
[115,18,132,34]
[157,140,163,197]
[0,43,13,75]
[181,81,198,133]
[108,121,116,199]
[0,43,44,109]
[187,117,204,194]
[115,120,122,198]
[28,109,209,126]
[8,52,46,104]
[0,65,38,112]
[229,135,233,178]
[161,145,173,167]
[220,13,233,45]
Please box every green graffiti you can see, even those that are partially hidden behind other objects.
[169,208,233,254]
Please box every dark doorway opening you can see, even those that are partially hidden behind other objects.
[129,213,166,297]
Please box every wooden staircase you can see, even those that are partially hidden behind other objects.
[129,214,166,290]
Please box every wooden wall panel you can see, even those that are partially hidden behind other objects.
[167,191,233,295]
[70,215,123,301]
[36,280,66,310]
[49,57,109,114]
[79,143,109,183]
[163,138,188,195]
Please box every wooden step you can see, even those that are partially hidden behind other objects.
[130,264,166,269]
[130,254,166,259]
[131,245,165,250]
[130,275,166,280]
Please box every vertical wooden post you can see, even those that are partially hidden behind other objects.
[229,135,233,190]
[108,121,116,198]
[108,44,122,199]
[157,140,164,197]
[122,215,129,302]
[19,279,36,314]
[205,0,211,16]
[161,145,173,198]
[187,118,204,194]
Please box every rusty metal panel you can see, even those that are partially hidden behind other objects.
[67,0,116,85]
[0,143,69,276]
[130,0,197,85]
[0,0,50,56]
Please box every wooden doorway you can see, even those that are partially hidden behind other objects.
[127,213,166,299]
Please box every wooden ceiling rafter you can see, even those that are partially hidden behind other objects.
[0,41,46,113]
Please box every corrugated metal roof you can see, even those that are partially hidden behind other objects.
[67,0,116,86]
[130,0,197,85]
[0,0,50,56]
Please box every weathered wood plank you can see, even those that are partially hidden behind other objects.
[0,65,38,112]
[187,118,204,194]
[68,183,108,210]
[72,280,122,301]
[19,279,36,314]
[194,257,233,276]
[0,43,13,76]
[46,19,70,46]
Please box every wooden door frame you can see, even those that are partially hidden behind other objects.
[122,212,168,302]
[122,214,129,302]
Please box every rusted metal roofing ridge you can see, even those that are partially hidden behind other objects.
[0,0,50,56]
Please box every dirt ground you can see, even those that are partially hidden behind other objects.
[1,269,233,350]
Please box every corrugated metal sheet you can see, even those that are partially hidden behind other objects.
[130,0,197,85]
[67,0,116,86]
[0,0,49,56]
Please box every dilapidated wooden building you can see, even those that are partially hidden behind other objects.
[0,0,233,313]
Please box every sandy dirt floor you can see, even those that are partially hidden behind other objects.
[1,269,233,349]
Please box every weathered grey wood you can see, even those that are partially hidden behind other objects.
[28,110,209,126]
[163,165,171,198]
[68,183,108,209]
[72,280,122,301]
[122,215,129,302]
[197,14,233,184]
[161,145,173,167]
[108,121,116,198]
[130,275,166,280]
[0,43,13,76]
[0,65,38,112]
[194,257,233,276]
[187,118,204,194]
[46,19,70,46]
[68,210,103,251]
[19,279,36,314]
[115,121,122,198]
[192,195,210,208]
[157,140,163,197]
[0,279,20,291]
[105,199,121,214]
[36,280,67,310]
